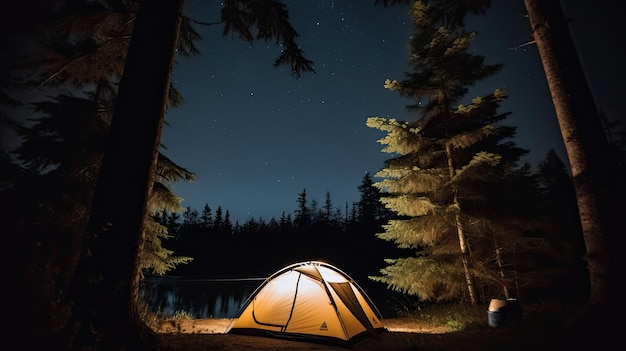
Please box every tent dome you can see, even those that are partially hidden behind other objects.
[228,261,386,345]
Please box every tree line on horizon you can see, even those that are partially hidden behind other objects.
[151,173,396,278]
[161,178,390,239]
[149,151,588,305]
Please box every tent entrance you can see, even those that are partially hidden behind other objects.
[329,282,375,334]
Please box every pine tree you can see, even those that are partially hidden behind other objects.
[309,198,322,223]
[4,95,105,343]
[535,149,587,299]
[214,206,224,230]
[367,1,535,304]
[294,188,311,228]
[224,210,233,235]
[2,1,201,347]
[77,1,314,346]
[166,211,182,235]
[279,211,293,233]
[200,203,214,232]
[324,191,333,222]
[357,171,392,228]
[7,91,197,341]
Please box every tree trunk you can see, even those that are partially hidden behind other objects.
[492,233,510,299]
[523,0,613,306]
[61,0,184,349]
[455,210,478,304]
[446,143,478,304]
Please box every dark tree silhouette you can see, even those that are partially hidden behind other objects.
[524,0,619,345]
[65,1,184,349]
[535,149,587,300]
[357,172,391,228]
[523,0,612,304]
[64,0,314,349]
[294,188,311,229]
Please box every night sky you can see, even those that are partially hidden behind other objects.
[159,1,623,223]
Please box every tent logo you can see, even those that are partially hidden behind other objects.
[319,321,328,331]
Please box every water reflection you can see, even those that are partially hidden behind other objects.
[140,275,264,318]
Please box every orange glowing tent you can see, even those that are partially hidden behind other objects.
[227,261,386,345]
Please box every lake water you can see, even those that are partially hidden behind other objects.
[140,275,264,319]
[141,274,402,319]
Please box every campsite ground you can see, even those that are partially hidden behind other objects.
[155,317,519,351]
[153,309,614,351]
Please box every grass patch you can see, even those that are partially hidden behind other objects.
[391,298,582,332]
[417,303,488,330]
[169,310,194,320]
[138,297,196,332]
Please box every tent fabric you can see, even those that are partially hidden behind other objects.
[228,261,386,344]
[328,282,375,334]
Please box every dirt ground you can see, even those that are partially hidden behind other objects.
[153,317,450,335]
[153,317,541,351]
[152,301,620,351]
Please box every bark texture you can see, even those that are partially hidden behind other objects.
[63,0,185,349]
[523,0,612,305]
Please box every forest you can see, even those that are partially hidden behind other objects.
[156,181,398,278]
[141,160,588,319]
[151,164,585,299]
[1,0,623,350]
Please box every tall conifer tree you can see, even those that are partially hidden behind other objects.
[367,1,534,304]
[3,1,198,348]
[523,0,616,309]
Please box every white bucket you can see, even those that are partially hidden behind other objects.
[488,298,507,312]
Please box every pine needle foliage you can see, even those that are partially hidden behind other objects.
[221,0,315,78]
[141,155,195,276]
[22,0,200,103]
[8,0,200,281]
[367,1,539,303]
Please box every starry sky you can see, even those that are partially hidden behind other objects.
[159,0,624,223]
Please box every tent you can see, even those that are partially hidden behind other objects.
[228,261,386,344]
